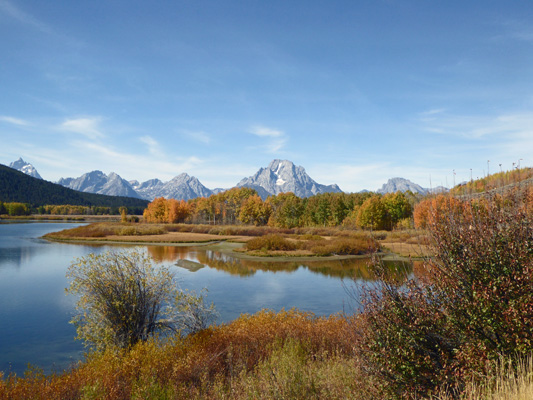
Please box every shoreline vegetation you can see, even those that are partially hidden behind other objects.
[42,221,429,259]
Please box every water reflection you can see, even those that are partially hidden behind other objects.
[146,244,416,281]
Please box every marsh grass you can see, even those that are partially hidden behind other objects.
[0,310,369,400]
[245,233,379,256]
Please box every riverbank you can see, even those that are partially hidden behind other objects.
[42,222,424,260]
[42,221,431,259]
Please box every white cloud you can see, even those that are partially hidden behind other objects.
[266,138,287,153]
[249,125,288,154]
[139,135,161,156]
[0,115,30,126]
[182,130,211,144]
[249,126,284,137]
[60,117,105,139]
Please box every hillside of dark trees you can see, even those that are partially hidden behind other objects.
[0,164,148,214]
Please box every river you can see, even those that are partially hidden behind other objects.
[0,221,410,376]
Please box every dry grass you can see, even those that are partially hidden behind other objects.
[435,356,533,400]
[380,242,432,258]
[105,232,251,243]
[244,233,379,257]
[44,223,252,243]
[0,310,374,400]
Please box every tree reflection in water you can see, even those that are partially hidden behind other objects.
[146,244,418,281]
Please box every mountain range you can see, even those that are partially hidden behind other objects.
[9,158,441,200]
[0,163,148,211]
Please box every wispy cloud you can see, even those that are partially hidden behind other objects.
[139,135,162,156]
[182,130,211,144]
[419,108,446,118]
[420,110,533,140]
[249,126,284,138]
[249,125,287,154]
[309,162,453,193]
[0,0,52,34]
[69,140,204,181]
[0,115,30,126]
[59,117,105,139]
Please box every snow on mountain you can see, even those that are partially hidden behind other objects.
[9,157,42,179]
[58,171,142,198]
[130,178,165,200]
[59,170,212,201]
[134,174,212,201]
[376,177,427,195]
[237,159,342,199]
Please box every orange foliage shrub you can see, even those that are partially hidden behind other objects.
[413,194,465,229]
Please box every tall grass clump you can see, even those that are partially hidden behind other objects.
[436,355,533,399]
[304,236,379,256]
[355,188,533,398]
[246,234,297,252]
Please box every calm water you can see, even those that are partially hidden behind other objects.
[0,221,411,376]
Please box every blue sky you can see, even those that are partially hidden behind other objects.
[1,0,532,192]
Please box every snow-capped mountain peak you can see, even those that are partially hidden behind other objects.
[237,159,342,199]
[9,157,42,179]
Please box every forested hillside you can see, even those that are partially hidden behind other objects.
[0,164,148,213]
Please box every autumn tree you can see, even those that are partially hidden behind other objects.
[413,194,464,229]
[356,195,387,231]
[143,197,168,223]
[238,194,272,225]
[119,206,128,222]
[167,199,190,223]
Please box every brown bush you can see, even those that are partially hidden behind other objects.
[246,234,296,252]
[355,187,533,398]
[305,237,379,256]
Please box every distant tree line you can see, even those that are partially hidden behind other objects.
[0,202,31,216]
[143,187,421,230]
[0,202,128,216]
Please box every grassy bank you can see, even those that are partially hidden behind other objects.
[43,222,431,258]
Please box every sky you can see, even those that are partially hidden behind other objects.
[1,0,533,192]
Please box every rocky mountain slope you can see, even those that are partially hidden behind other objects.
[131,173,213,201]
[376,177,448,195]
[377,177,427,194]
[58,171,141,198]
[237,159,342,199]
